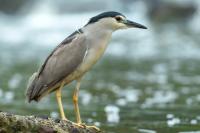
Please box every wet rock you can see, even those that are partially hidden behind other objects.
[36,114,49,120]
[55,119,61,123]
[38,126,56,133]
[0,111,102,133]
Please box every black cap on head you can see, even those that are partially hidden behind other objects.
[86,11,125,25]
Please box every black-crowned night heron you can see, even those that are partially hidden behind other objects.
[26,11,147,128]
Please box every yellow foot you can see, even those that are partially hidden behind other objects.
[73,123,100,131]
[84,125,100,131]
[61,117,68,121]
[72,122,85,128]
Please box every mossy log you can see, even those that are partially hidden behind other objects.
[0,112,102,133]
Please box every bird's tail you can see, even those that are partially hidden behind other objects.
[25,72,39,102]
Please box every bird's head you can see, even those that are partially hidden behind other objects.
[85,11,147,31]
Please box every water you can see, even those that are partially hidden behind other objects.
[1,0,200,133]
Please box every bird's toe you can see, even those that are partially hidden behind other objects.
[73,122,100,131]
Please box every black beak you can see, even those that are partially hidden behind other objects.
[124,20,147,29]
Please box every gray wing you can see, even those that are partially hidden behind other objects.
[26,32,87,102]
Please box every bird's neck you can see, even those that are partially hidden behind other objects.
[83,26,112,49]
[82,23,113,40]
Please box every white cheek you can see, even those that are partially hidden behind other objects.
[117,23,127,29]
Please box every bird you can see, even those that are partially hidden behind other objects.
[26,11,147,128]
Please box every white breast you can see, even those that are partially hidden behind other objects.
[64,41,109,83]
[78,39,109,73]
[65,28,113,82]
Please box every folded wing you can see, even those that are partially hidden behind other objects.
[26,32,87,102]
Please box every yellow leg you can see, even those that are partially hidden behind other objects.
[56,81,67,120]
[72,79,100,131]
[73,79,82,123]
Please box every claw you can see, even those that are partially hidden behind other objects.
[62,117,67,121]
[72,122,85,128]
[73,122,100,131]
[85,125,100,131]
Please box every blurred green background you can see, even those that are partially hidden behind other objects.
[0,0,200,132]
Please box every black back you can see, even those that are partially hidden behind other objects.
[86,11,125,25]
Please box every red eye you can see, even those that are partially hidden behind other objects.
[115,16,122,22]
